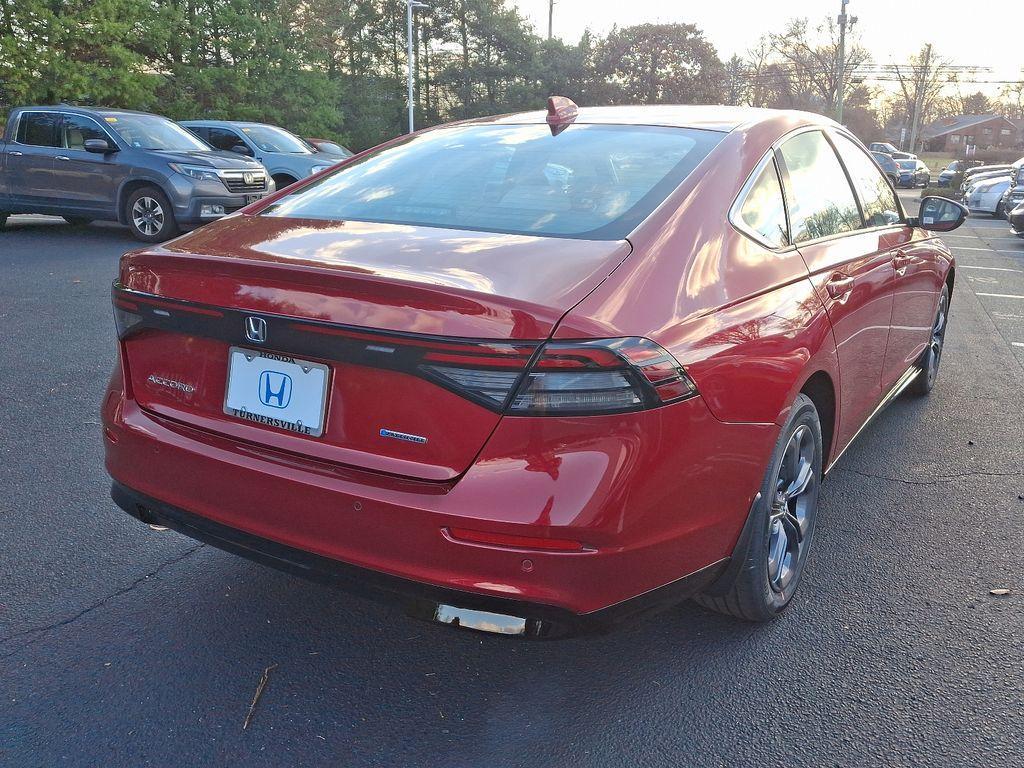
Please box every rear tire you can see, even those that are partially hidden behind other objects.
[909,284,949,397]
[63,216,93,226]
[694,393,823,622]
[125,186,178,243]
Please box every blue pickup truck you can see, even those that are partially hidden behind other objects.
[0,105,273,241]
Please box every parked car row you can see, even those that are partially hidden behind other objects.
[955,157,1024,217]
[0,105,352,241]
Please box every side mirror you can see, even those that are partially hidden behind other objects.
[230,143,253,156]
[84,139,114,154]
[911,196,968,232]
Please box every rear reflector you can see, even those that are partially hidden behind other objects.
[447,527,585,552]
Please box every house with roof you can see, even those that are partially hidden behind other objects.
[921,114,1018,153]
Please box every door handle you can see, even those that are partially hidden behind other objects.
[7,150,23,157]
[55,155,70,161]
[892,250,913,275]
[825,273,855,299]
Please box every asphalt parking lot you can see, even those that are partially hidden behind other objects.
[2,196,1023,767]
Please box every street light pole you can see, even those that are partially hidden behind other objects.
[406,0,429,134]
[835,0,849,123]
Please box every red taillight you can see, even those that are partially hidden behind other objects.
[505,337,697,415]
[447,527,585,552]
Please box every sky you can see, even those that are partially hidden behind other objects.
[512,0,1022,96]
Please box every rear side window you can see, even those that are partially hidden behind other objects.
[778,131,861,243]
[262,124,724,240]
[834,135,901,228]
[736,158,789,248]
[16,112,59,147]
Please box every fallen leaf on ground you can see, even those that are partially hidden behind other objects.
[243,664,278,730]
[990,588,1011,596]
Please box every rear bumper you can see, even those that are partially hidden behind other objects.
[102,359,774,630]
[111,481,726,638]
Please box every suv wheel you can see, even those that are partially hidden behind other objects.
[126,187,179,243]
[694,393,823,621]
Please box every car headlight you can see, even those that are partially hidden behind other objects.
[310,165,332,176]
[168,163,222,183]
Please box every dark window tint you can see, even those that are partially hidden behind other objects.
[778,131,861,242]
[262,124,724,240]
[207,127,248,153]
[738,159,789,248]
[16,112,59,147]
[834,136,901,228]
[60,114,111,150]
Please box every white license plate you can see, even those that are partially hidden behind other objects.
[223,347,329,437]
[245,193,264,205]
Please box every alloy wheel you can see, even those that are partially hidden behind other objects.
[131,196,165,237]
[923,291,948,388]
[767,424,817,593]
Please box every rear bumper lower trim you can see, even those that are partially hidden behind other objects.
[111,481,727,638]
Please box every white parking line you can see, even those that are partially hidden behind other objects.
[950,247,1024,254]
[1013,342,1024,348]
[959,265,1024,272]
[976,292,1024,299]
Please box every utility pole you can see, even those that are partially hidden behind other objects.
[907,43,932,153]
[406,0,429,133]
[548,0,555,40]
[835,0,856,123]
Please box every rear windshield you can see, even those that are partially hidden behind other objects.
[261,124,723,239]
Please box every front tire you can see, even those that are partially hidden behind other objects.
[126,186,179,243]
[909,284,949,397]
[272,174,298,190]
[695,393,823,621]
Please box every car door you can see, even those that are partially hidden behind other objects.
[4,111,62,211]
[830,133,927,392]
[50,113,122,217]
[777,129,897,451]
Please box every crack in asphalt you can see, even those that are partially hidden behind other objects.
[0,543,204,660]
[835,466,1023,486]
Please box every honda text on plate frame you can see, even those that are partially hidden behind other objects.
[103,100,963,638]
[223,348,329,437]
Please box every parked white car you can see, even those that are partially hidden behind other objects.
[966,177,1012,216]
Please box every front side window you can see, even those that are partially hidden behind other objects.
[833,135,901,228]
[778,131,861,242]
[206,127,248,153]
[736,158,789,248]
[262,124,724,240]
[16,112,59,147]
[60,114,112,150]
[104,114,210,151]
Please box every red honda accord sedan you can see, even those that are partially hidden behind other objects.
[102,100,966,637]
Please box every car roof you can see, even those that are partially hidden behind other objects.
[180,119,271,128]
[461,105,840,134]
[13,105,161,118]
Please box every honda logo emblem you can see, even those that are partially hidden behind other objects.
[243,172,255,185]
[245,316,267,344]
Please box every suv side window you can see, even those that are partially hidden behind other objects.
[15,112,60,147]
[207,127,248,153]
[834,135,901,227]
[778,130,862,243]
[736,157,790,248]
[60,114,112,151]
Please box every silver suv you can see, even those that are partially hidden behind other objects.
[0,106,273,242]
[179,121,337,189]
